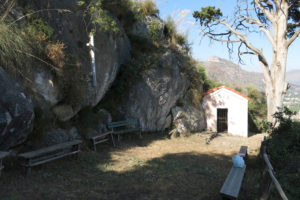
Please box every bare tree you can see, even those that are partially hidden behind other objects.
[193,0,300,124]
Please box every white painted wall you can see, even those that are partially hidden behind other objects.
[202,87,248,137]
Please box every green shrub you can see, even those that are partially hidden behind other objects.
[78,0,119,34]
[245,85,267,132]
[195,65,222,91]
[26,18,54,42]
[149,21,160,42]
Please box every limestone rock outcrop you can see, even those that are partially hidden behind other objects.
[0,67,34,150]
[169,104,206,137]
[131,16,165,40]
[25,0,131,121]
[121,51,189,132]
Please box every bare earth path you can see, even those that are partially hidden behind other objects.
[0,132,266,200]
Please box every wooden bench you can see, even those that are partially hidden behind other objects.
[18,140,82,175]
[0,151,9,176]
[107,119,141,142]
[238,146,248,158]
[220,145,248,199]
[90,131,115,151]
[220,165,246,199]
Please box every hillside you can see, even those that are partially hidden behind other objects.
[200,56,265,91]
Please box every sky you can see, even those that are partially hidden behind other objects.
[154,0,300,72]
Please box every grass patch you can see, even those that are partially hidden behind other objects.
[0,133,264,199]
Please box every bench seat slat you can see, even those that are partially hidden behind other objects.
[94,138,109,144]
[23,150,80,167]
[220,165,246,199]
[108,120,138,128]
[90,131,113,140]
[19,140,81,159]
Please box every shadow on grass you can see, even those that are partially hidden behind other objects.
[0,134,262,200]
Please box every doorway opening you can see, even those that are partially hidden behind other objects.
[217,108,228,132]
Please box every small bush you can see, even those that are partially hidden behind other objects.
[78,0,119,34]
[25,18,54,42]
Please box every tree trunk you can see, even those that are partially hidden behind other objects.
[262,1,289,124]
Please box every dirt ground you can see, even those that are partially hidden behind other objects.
[0,132,266,200]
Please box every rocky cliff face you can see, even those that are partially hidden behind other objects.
[0,67,34,150]
[1,1,207,149]
[120,51,189,132]
[24,0,131,121]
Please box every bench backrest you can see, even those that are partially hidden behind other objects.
[108,119,138,129]
[0,151,9,159]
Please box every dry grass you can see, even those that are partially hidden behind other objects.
[45,42,66,68]
[0,132,265,200]
[135,0,159,17]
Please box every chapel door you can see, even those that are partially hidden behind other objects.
[217,108,228,132]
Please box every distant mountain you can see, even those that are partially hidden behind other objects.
[286,70,300,86]
[200,56,265,91]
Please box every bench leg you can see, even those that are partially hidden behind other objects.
[91,139,97,151]
[26,166,31,176]
[0,160,3,176]
[110,133,116,147]
[72,144,80,160]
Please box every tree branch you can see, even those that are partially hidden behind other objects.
[254,0,275,23]
[287,28,300,47]
[216,19,269,67]
[242,15,275,48]
[272,0,280,10]
[204,32,240,43]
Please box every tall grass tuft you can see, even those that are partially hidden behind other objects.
[164,16,191,52]
[135,0,159,18]
[0,21,31,71]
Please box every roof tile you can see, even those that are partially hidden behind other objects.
[204,86,250,100]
